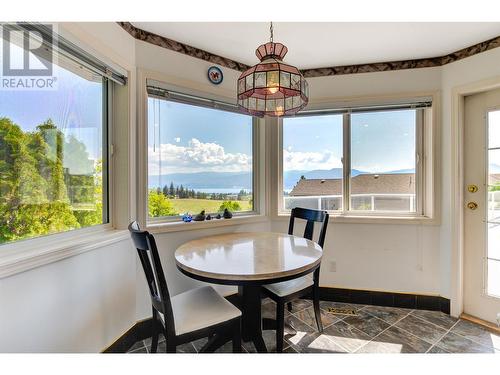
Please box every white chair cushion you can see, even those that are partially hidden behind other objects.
[263,275,313,297]
[169,286,241,336]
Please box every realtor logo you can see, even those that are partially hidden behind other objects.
[0,23,57,90]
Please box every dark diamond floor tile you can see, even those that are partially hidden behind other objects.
[342,310,391,338]
[293,306,340,329]
[362,305,411,325]
[427,345,450,353]
[288,332,348,353]
[410,310,458,330]
[143,334,166,348]
[394,314,447,344]
[152,340,196,353]
[450,320,500,350]
[261,300,291,319]
[357,326,431,353]
[128,340,146,352]
[283,345,298,353]
[435,332,496,353]
[129,347,147,353]
[288,299,313,313]
[319,301,356,311]
[242,330,284,353]
[283,315,317,346]
[323,320,372,352]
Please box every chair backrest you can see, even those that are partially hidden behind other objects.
[288,207,329,248]
[128,221,175,337]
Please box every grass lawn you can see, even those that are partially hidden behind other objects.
[170,199,253,214]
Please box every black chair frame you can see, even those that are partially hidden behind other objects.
[128,221,241,353]
[262,207,329,352]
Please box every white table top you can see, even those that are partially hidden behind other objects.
[175,232,322,283]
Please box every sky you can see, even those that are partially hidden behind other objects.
[0,43,103,161]
[283,110,417,173]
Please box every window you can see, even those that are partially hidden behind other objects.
[146,88,255,222]
[0,24,119,246]
[281,103,428,216]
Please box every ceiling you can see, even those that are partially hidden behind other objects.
[132,22,500,69]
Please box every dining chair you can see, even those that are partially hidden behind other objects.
[262,207,329,352]
[128,221,242,353]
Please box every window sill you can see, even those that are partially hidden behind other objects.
[275,212,438,225]
[146,214,269,234]
[0,228,130,279]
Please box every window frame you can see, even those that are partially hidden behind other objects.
[139,75,263,229]
[0,64,115,252]
[275,95,438,223]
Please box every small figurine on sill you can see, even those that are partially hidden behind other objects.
[223,208,233,219]
[215,213,222,219]
[193,210,206,221]
[182,213,193,222]
[206,214,212,220]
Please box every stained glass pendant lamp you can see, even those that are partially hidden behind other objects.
[237,22,309,117]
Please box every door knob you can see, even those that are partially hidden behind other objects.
[468,185,478,193]
[467,202,478,210]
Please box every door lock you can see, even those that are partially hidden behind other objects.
[467,202,478,210]
[468,185,479,193]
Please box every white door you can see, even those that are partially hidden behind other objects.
[464,88,500,324]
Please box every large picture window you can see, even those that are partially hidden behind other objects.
[0,29,110,245]
[282,104,427,216]
[146,89,255,221]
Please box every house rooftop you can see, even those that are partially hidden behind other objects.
[289,173,416,196]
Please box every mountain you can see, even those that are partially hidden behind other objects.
[149,171,252,190]
[149,168,417,191]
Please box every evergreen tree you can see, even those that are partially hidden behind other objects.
[169,182,175,196]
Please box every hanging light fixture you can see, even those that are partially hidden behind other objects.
[237,22,309,117]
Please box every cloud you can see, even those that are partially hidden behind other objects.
[283,149,342,171]
[149,138,252,174]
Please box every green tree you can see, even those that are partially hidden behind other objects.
[0,117,80,243]
[148,190,178,217]
[219,200,241,212]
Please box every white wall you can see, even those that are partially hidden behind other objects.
[0,238,136,352]
[4,22,500,352]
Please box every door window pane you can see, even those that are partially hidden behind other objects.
[488,110,500,149]
[351,110,417,212]
[147,98,253,219]
[282,115,343,211]
[487,259,500,297]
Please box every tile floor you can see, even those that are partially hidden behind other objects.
[127,299,500,354]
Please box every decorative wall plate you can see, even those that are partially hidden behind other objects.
[207,66,223,85]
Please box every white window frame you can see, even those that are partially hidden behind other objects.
[137,71,266,232]
[274,93,440,224]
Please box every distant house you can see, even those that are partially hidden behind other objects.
[287,173,415,211]
[290,173,415,196]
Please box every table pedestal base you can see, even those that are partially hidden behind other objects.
[238,285,268,353]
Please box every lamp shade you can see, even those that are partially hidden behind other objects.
[237,42,308,117]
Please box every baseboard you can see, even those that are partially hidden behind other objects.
[460,313,500,334]
[102,318,153,353]
[103,287,450,353]
[315,286,450,314]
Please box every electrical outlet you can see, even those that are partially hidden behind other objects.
[329,260,337,272]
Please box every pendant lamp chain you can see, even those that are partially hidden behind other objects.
[270,22,273,43]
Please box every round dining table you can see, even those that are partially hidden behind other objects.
[174,231,323,353]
